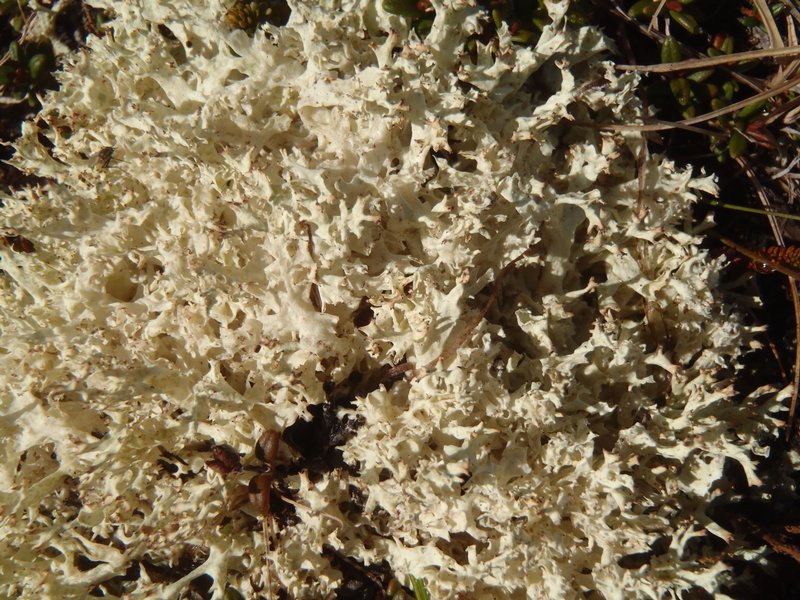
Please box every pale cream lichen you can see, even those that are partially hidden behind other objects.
[0,0,786,598]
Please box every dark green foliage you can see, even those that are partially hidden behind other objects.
[0,1,58,108]
[627,0,788,161]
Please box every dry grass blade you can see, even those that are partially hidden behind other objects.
[754,0,785,49]
[789,10,799,49]
[648,0,668,32]
[765,89,800,124]
[781,100,800,123]
[583,117,723,135]
[597,73,800,132]
[261,517,274,600]
[780,3,800,83]
[767,4,800,87]
[779,0,800,24]
[617,45,800,73]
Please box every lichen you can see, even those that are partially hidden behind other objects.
[0,0,785,598]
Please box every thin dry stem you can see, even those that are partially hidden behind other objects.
[779,0,800,25]
[617,45,800,73]
[575,118,722,136]
[785,17,800,84]
[597,73,800,132]
[765,93,800,125]
[755,0,785,49]
[648,0,668,32]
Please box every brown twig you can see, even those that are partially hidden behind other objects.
[720,237,800,279]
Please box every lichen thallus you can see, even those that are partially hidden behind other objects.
[209,246,534,597]
[385,245,534,380]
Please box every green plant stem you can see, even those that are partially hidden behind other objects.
[704,198,800,221]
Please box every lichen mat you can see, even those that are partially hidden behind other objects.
[0,1,787,598]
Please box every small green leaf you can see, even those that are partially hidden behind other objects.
[720,34,734,54]
[382,0,424,18]
[566,9,588,26]
[628,0,657,18]
[687,68,713,83]
[531,17,548,31]
[224,585,245,600]
[722,80,737,100]
[0,62,12,87]
[728,130,748,158]
[736,99,767,120]
[511,29,537,44]
[669,77,692,107]
[409,575,431,600]
[670,9,699,33]
[27,53,49,80]
[9,40,20,62]
[661,36,681,64]
[491,9,502,30]
[415,17,433,37]
[10,13,24,30]
[710,97,728,117]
